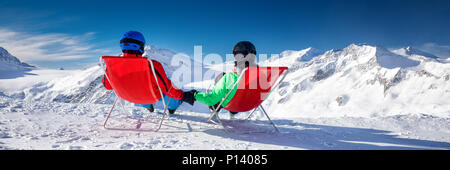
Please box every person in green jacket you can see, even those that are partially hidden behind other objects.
[183,41,258,118]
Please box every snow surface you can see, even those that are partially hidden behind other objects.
[1,44,449,150]
[392,46,439,61]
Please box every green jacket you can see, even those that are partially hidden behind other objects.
[194,72,239,107]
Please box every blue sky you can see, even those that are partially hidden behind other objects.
[0,0,449,69]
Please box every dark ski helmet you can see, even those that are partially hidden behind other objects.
[233,41,256,57]
[120,31,146,54]
[233,41,257,68]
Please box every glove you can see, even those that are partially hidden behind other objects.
[182,90,197,106]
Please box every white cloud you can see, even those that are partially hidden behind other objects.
[0,28,112,61]
[417,43,450,59]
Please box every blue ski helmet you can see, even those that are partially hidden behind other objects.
[120,31,146,54]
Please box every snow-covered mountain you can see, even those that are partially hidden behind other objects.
[261,44,449,118]
[203,47,324,79]
[261,47,323,66]
[1,43,450,150]
[143,45,179,76]
[0,47,34,72]
[23,65,114,104]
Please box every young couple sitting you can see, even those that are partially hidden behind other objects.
[102,31,257,118]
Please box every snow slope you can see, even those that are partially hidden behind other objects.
[261,47,323,66]
[392,46,440,61]
[22,65,115,104]
[1,44,449,150]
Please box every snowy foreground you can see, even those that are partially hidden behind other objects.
[1,44,450,150]
[1,96,450,150]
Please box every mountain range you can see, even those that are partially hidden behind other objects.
[1,44,449,118]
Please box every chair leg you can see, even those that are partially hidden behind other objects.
[103,97,119,129]
[154,98,169,131]
[244,107,259,120]
[162,98,170,119]
[207,105,221,122]
[259,105,280,133]
[207,106,230,132]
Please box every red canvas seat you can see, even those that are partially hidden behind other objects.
[224,67,288,112]
[208,66,289,133]
[102,56,161,104]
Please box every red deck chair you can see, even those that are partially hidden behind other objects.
[99,56,170,132]
[207,66,289,133]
